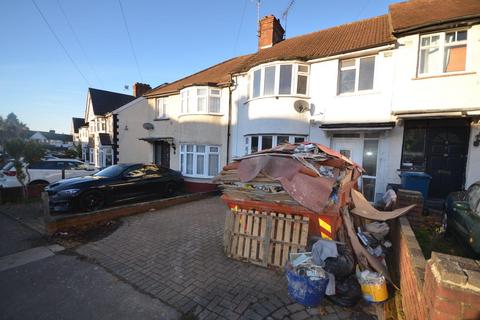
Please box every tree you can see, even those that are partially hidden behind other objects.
[0,113,28,148]
[4,138,45,197]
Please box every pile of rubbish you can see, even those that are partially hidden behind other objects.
[213,142,363,212]
[216,141,416,309]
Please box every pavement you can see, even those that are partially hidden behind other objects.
[0,254,180,320]
[77,197,357,320]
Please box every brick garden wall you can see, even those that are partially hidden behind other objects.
[390,216,480,320]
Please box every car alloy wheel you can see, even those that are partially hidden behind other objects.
[81,191,105,211]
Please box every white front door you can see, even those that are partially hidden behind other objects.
[332,137,379,202]
[331,138,363,165]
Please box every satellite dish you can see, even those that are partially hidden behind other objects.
[143,123,154,130]
[293,100,310,113]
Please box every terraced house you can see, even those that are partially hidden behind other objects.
[115,0,480,198]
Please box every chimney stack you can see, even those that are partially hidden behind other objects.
[133,82,152,97]
[258,15,285,50]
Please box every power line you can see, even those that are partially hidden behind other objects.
[117,0,143,82]
[233,0,249,54]
[31,0,91,86]
[56,0,104,87]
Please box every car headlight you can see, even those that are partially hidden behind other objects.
[57,189,81,197]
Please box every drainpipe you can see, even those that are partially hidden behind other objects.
[226,74,235,164]
[112,114,118,164]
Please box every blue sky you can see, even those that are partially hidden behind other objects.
[0,0,396,134]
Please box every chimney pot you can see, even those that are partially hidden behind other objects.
[133,82,152,97]
[258,15,285,50]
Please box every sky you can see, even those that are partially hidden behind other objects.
[0,0,397,134]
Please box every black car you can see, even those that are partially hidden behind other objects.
[46,163,184,212]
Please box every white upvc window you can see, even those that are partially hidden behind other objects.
[180,144,220,178]
[180,87,222,115]
[418,29,468,75]
[250,63,309,98]
[245,135,306,154]
[155,97,167,119]
[89,148,94,164]
[338,56,375,94]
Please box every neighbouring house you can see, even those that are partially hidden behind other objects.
[81,85,145,168]
[114,0,480,199]
[71,117,85,144]
[27,130,73,148]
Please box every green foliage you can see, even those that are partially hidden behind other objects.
[23,140,45,164]
[4,139,45,191]
[5,139,27,187]
[0,113,28,146]
[63,148,78,159]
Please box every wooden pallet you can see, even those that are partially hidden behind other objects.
[223,208,309,268]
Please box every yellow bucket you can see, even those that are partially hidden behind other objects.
[360,280,388,303]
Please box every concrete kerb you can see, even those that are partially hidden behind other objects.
[43,191,219,235]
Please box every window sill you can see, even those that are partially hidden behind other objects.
[337,90,379,97]
[245,94,310,104]
[154,117,170,121]
[413,71,476,80]
[178,113,224,117]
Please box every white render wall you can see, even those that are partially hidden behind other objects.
[309,51,395,124]
[392,25,480,113]
[115,87,231,182]
[116,98,151,164]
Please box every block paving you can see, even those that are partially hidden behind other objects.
[77,197,355,319]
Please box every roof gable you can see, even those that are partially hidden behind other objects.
[72,117,85,133]
[88,88,136,116]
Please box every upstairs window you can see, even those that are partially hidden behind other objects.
[418,30,467,75]
[180,87,222,114]
[155,98,167,119]
[338,56,375,94]
[250,63,309,98]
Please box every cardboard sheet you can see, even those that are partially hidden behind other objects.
[351,189,415,221]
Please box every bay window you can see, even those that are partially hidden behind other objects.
[180,87,222,114]
[338,56,375,94]
[245,135,306,154]
[418,30,467,75]
[250,63,309,98]
[180,144,220,178]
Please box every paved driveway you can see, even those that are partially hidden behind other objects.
[77,197,354,320]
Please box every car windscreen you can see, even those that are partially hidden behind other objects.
[94,165,126,178]
[2,162,14,171]
[468,185,480,215]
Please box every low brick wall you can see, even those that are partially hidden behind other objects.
[0,185,44,203]
[44,191,218,235]
[390,217,480,320]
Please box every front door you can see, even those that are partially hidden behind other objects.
[426,119,469,198]
[332,136,380,202]
[154,141,170,168]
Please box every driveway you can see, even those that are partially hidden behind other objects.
[77,197,355,320]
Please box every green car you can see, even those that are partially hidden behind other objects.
[444,182,480,254]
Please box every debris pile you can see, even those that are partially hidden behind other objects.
[214,142,363,212]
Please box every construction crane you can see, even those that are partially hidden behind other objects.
[281,0,295,38]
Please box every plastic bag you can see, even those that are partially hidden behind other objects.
[327,274,362,308]
[323,244,355,280]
